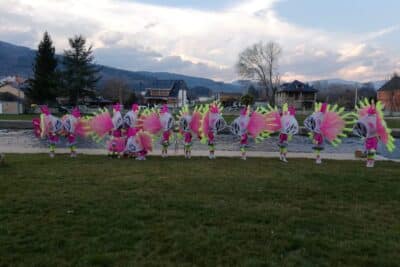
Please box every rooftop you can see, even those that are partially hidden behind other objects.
[378,75,400,92]
[278,80,318,93]
[145,80,188,98]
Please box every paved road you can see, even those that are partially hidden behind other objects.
[1,146,398,163]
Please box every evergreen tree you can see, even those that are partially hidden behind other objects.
[62,35,101,105]
[27,32,58,104]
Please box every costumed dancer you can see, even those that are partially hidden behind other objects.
[303,102,352,164]
[230,106,268,160]
[159,105,173,157]
[32,105,63,158]
[124,127,153,160]
[264,104,299,162]
[61,107,87,157]
[178,105,202,159]
[123,104,140,130]
[140,104,174,158]
[108,103,125,158]
[199,101,226,159]
[123,104,141,158]
[87,103,125,158]
[353,99,395,167]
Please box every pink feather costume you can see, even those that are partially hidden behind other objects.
[199,102,226,159]
[264,104,299,162]
[159,105,173,153]
[122,104,142,158]
[265,105,299,162]
[32,105,64,157]
[61,107,87,156]
[354,99,395,167]
[178,106,202,158]
[230,106,267,160]
[124,127,153,160]
[123,104,140,129]
[88,103,125,157]
[303,103,349,164]
[107,104,125,155]
[140,104,173,157]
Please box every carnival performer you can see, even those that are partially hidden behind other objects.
[108,103,125,157]
[177,105,202,159]
[87,103,125,158]
[353,99,395,167]
[199,101,226,159]
[264,104,299,162]
[230,106,268,160]
[32,105,64,158]
[140,104,174,158]
[123,104,140,129]
[122,103,141,158]
[303,102,352,164]
[124,127,153,160]
[61,107,87,157]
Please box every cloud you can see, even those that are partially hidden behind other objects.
[99,31,124,46]
[0,0,399,82]
[94,46,233,80]
[364,25,400,41]
[338,43,367,62]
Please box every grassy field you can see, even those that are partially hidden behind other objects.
[385,118,400,128]
[0,155,399,266]
[0,114,38,120]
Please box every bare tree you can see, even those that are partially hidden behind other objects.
[100,78,135,106]
[236,41,282,105]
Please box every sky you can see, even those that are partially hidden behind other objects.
[0,0,400,82]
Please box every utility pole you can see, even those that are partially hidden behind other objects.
[354,87,358,110]
[119,86,122,105]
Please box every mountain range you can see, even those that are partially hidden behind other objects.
[0,40,386,92]
[0,40,241,92]
[309,78,386,90]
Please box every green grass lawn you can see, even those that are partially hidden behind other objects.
[385,118,400,129]
[0,155,399,266]
[0,114,38,120]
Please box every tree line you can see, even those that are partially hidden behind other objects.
[27,32,101,105]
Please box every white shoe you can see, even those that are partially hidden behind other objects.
[279,154,283,161]
[282,157,288,163]
[49,152,55,158]
[316,157,322,164]
[366,160,374,168]
[70,152,77,158]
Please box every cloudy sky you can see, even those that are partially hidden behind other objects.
[1,0,400,82]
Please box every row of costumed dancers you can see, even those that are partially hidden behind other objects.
[33,99,395,167]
